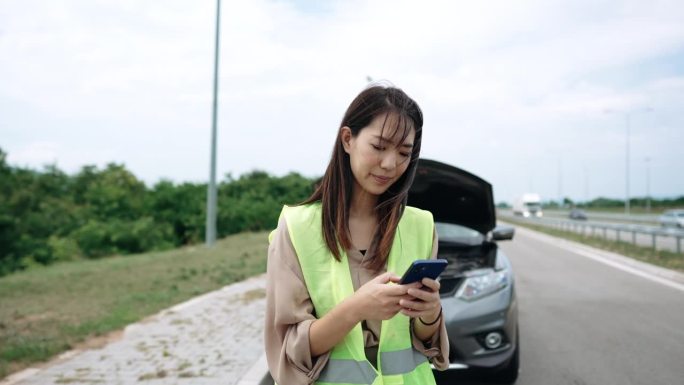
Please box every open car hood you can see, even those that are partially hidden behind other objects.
[407,158,496,235]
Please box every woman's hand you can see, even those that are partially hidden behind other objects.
[350,272,422,321]
[398,278,442,322]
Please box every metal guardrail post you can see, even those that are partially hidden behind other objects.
[651,233,656,250]
[617,229,621,242]
[632,231,636,245]
[678,237,681,254]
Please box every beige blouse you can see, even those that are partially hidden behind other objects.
[265,215,450,384]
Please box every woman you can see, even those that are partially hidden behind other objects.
[265,84,449,384]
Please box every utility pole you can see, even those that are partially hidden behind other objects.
[645,157,651,213]
[557,158,563,207]
[625,113,631,215]
[604,107,652,216]
[583,164,589,205]
[206,0,221,246]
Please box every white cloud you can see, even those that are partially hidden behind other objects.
[9,141,61,167]
[1,0,683,202]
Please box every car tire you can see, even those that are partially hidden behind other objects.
[487,328,520,384]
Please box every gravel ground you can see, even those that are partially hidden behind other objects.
[1,275,268,385]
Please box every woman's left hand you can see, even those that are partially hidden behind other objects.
[398,277,441,321]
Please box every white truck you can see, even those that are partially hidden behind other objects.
[513,193,543,217]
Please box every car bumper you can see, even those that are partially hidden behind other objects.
[439,282,518,370]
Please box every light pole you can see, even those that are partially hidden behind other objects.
[557,158,562,207]
[206,0,221,246]
[645,157,651,213]
[625,112,631,215]
[583,164,589,204]
[604,107,652,216]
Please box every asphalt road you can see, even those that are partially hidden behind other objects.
[435,226,684,385]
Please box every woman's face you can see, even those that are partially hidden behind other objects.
[342,113,416,197]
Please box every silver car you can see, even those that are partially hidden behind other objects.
[408,158,519,384]
[659,209,684,228]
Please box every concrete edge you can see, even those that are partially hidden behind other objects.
[236,353,272,385]
[0,369,40,385]
[0,348,86,385]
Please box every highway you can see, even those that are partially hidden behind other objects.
[435,226,684,385]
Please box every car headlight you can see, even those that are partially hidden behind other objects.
[456,269,509,301]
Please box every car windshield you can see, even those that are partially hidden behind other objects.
[435,222,484,245]
[678,212,684,218]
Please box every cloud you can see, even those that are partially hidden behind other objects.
[9,141,61,167]
[1,0,683,202]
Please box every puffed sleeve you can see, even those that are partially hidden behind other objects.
[264,215,331,384]
[410,228,450,371]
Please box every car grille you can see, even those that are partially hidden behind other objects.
[439,276,464,296]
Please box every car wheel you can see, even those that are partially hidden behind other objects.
[486,328,520,384]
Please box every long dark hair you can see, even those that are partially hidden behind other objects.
[300,84,424,271]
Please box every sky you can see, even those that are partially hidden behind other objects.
[1,0,683,205]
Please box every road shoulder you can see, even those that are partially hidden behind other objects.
[505,222,684,291]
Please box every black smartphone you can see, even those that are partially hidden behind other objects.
[399,259,448,285]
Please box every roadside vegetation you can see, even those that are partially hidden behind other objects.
[0,147,315,277]
[544,196,684,211]
[503,217,684,273]
[498,197,684,213]
[0,230,269,378]
[0,146,316,379]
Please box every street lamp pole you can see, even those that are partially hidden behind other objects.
[604,107,652,217]
[206,0,221,246]
[645,157,651,213]
[625,112,631,215]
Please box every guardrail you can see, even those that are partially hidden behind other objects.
[541,209,660,225]
[499,209,661,225]
[499,214,684,254]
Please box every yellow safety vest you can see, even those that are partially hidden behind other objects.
[274,202,437,385]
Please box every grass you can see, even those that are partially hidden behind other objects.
[0,231,269,379]
[502,218,684,273]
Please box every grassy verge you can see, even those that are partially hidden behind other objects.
[0,231,269,379]
[502,218,684,273]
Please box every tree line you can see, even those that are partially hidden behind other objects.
[541,196,684,209]
[0,148,315,276]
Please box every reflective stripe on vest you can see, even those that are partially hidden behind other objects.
[318,348,429,384]
[318,359,377,384]
[280,203,437,385]
[380,347,428,376]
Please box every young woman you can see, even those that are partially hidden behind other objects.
[265,85,449,384]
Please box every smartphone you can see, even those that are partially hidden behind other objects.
[399,259,448,285]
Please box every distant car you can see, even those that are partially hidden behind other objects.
[569,208,588,221]
[408,159,519,384]
[659,209,684,228]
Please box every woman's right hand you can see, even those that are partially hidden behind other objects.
[350,272,421,321]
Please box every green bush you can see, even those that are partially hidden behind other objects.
[47,236,82,262]
[0,147,316,276]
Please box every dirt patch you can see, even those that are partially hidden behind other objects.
[71,329,124,351]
